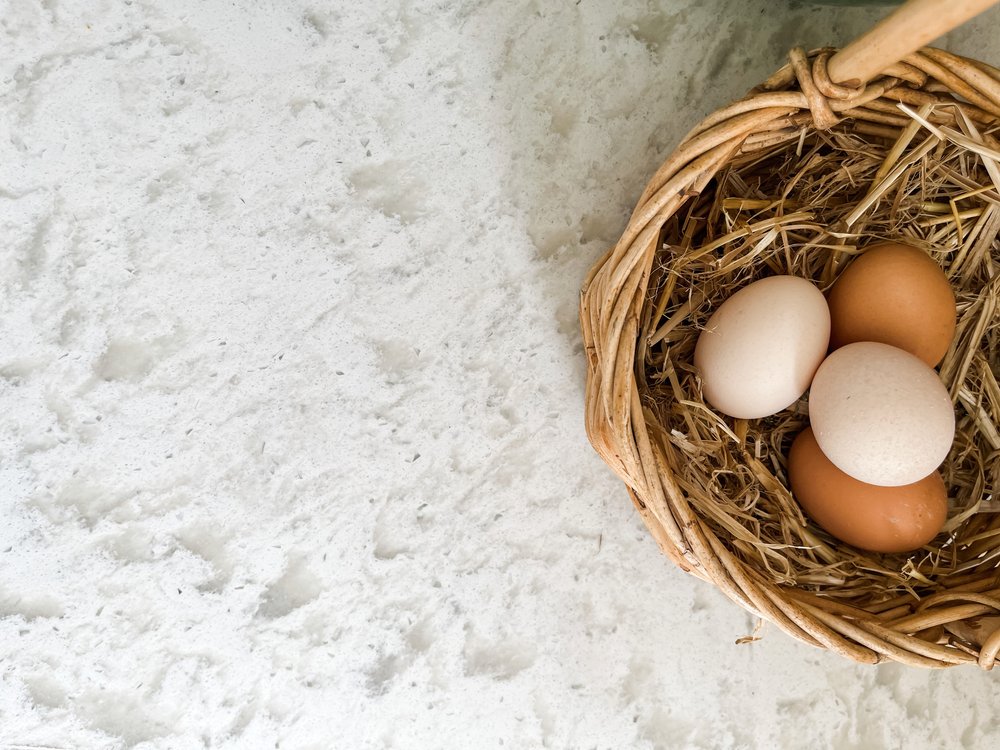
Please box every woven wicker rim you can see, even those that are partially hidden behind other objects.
[580,46,1000,668]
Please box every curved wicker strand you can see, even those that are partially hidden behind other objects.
[921,48,1000,110]
[905,51,1000,114]
[812,52,866,100]
[796,602,952,668]
[970,57,1000,85]
[790,47,840,130]
[977,627,1000,669]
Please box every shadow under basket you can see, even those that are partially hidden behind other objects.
[580,46,1000,668]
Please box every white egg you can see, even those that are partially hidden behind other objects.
[808,342,956,486]
[694,275,830,419]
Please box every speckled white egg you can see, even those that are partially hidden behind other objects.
[694,275,830,419]
[809,342,956,487]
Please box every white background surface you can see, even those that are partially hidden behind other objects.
[3,1,1000,748]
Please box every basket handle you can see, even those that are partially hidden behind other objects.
[827,0,1000,86]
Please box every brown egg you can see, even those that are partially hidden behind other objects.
[787,427,948,554]
[827,241,956,366]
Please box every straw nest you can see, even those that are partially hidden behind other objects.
[580,47,1000,668]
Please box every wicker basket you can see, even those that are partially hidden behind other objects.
[580,0,1000,668]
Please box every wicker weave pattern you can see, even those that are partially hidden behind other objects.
[580,47,1000,668]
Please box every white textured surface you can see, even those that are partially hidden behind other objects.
[3,1,1000,748]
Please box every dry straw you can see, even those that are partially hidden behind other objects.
[580,45,1000,668]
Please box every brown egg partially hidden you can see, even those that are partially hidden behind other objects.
[788,427,948,554]
[827,241,956,366]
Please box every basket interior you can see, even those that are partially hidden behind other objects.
[642,115,1000,609]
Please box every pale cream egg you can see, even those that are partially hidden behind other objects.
[695,275,830,420]
[808,342,955,487]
